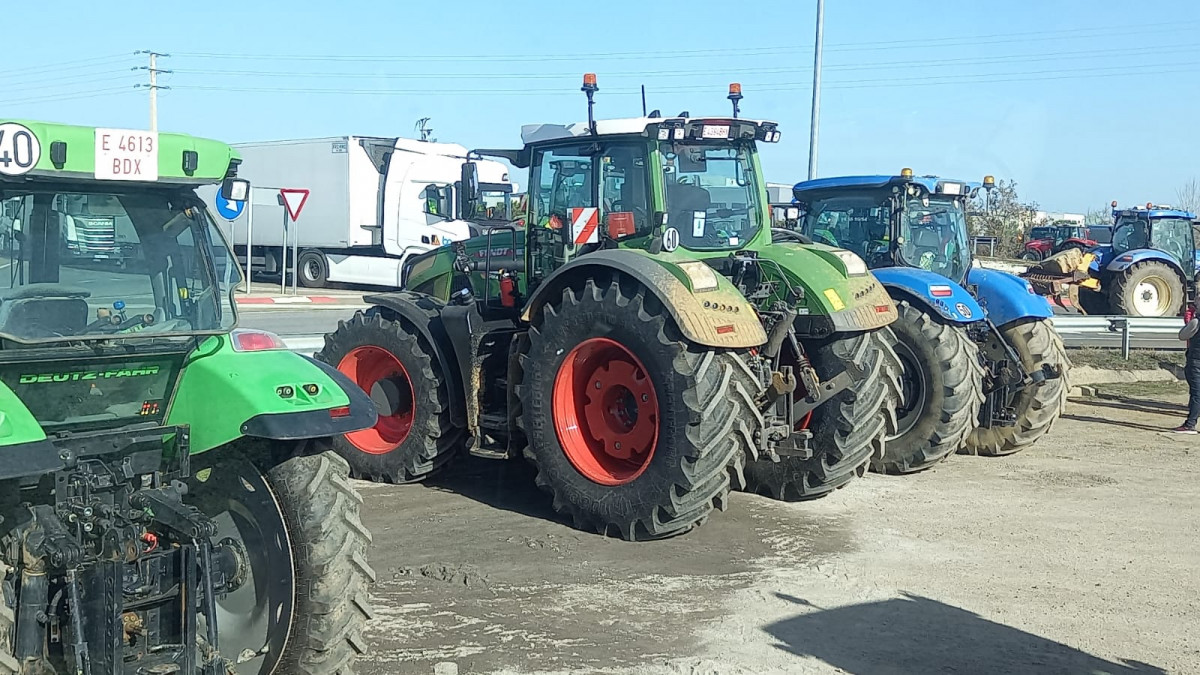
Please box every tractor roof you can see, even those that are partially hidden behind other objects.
[520,116,778,145]
[793,174,981,198]
[1114,206,1196,220]
[0,119,238,185]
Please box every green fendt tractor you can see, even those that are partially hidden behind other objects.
[0,121,376,674]
[318,78,900,540]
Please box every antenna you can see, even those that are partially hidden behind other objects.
[728,83,743,119]
[641,85,647,117]
[582,73,599,135]
[415,117,435,142]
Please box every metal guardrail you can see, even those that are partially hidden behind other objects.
[282,316,1186,358]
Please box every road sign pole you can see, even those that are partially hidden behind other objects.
[281,210,289,296]
[244,188,254,296]
[292,214,299,295]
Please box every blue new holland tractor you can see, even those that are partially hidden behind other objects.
[1078,203,1199,317]
[780,171,1069,472]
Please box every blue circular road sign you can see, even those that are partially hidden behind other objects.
[214,192,246,221]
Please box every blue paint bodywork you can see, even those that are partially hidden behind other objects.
[793,175,981,200]
[1104,248,1181,273]
[967,267,1053,327]
[871,267,983,324]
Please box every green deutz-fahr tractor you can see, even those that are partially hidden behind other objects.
[0,121,376,674]
[318,78,901,540]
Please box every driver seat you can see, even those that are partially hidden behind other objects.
[0,284,89,340]
[910,227,943,259]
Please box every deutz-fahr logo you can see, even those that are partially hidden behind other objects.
[18,366,161,384]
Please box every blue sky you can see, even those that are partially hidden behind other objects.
[6,0,1198,212]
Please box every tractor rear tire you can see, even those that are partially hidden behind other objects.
[1111,261,1185,317]
[0,575,15,674]
[318,310,463,483]
[741,329,902,501]
[870,301,984,474]
[1018,250,1042,262]
[517,275,756,541]
[962,319,1069,456]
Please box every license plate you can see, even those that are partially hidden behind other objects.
[701,125,730,139]
[93,254,109,259]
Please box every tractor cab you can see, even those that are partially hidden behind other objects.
[1103,205,1197,274]
[418,79,784,319]
[791,172,982,287]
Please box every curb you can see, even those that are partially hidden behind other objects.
[235,296,357,305]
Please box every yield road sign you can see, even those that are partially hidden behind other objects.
[214,192,245,220]
[280,188,310,221]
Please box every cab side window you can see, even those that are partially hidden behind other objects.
[531,147,594,230]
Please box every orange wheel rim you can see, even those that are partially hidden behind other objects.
[337,346,415,454]
[552,337,659,486]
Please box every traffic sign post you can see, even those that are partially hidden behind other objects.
[279,189,309,295]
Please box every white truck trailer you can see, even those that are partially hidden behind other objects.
[206,136,512,288]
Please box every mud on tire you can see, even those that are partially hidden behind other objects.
[962,319,1069,456]
[263,447,376,674]
[517,274,758,541]
[742,329,902,501]
[871,301,984,474]
[318,309,463,482]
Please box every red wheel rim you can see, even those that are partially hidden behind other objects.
[552,337,659,486]
[337,346,415,454]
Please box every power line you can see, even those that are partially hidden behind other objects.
[5,72,139,94]
[1,53,138,78]
[170,19,1198,63]
[6,86,136,106]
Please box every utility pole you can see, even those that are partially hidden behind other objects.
[807,0,825,180]
[136,51,170,131]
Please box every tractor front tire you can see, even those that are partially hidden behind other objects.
[742,329,902,501]
[1111,261,1185,317]
[518,275,756,541]
[871,301,984,474]
[318,309,463,482]
[962,319,1069,456]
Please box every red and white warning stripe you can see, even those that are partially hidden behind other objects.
[570,207,599,245]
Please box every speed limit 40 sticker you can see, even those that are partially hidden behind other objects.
[0,123,42,177]
[95,128,158,181]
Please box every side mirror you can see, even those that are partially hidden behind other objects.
[459,161,480,219]
[220,178,249,201]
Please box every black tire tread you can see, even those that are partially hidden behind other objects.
[318,310,463,483]
[0,573,16,675]
[871,302,984,474]
[517,276,754,541]
[1110,261,1185,317]
[962,320,1069,456]
[267,449,377,675]
[743,329,903,501]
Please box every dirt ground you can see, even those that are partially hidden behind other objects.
[355,390,1199,675]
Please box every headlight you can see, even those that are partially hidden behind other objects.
[832,249,869,276]
[678,261,720,292]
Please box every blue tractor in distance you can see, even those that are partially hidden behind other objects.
[780,171,1068,472]
[1078,203,1199,317]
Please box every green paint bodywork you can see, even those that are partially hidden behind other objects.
[0,121,357,454]
[166,336,352,454]
[4,120,239,183]
[402,127,894,335]
[0,381,46,445]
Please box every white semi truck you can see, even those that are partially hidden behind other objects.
[205,136,513,288]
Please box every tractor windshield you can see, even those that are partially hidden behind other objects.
[1029,226,1054,241]
[1111,215,1151,255]
[897,198,970,283]
[1114,215,1195,264]
[796,195,891,263]
[659,142,760,250]
[0,186,238,344]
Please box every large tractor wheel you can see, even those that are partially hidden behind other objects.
[741,329,902,501]
[962,319,1069,456]
[1018,250,1043,262]
[318,310,462,482]
[190,445,375,674]
[870,301,984,474]
[517,276,756,541]
[1110,261,1185,317]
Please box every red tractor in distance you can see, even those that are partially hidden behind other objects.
[1020,222,1112,261]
